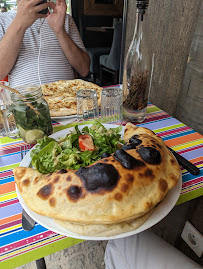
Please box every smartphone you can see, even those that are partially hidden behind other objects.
[37,0,49,15]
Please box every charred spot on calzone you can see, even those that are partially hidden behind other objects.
[67,185,83,201]
[57,169,68,174]
[37,183,54,200]
[101,152,111,159]
[75,163,120,192]
[113,149,145,169]
[122,143,136,151]
[137,146,162,164]
[129,135,142,147]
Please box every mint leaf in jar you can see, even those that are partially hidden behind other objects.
[10,86,53,144]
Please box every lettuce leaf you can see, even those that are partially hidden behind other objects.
[30,120,124,174]
[30,136,55,158]
[31,141,62,174]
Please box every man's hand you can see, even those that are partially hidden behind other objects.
[14,0,52,31]
[46,0,67,35]
[46,0,90,77]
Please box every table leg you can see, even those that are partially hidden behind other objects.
[36,258,46,269]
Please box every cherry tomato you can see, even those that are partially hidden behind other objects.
[78,134,95,151]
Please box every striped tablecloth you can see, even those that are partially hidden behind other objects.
[0,103,203,269]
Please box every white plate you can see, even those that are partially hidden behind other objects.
[51,114,76,120]
[16,124,182,240]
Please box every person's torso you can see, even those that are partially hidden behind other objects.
[0,12,77,87]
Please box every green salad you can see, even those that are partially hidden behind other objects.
[30,120,124,174]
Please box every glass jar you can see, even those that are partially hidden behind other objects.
[3,85,53,144]
[0,81,13,137]
[123,0,152,123]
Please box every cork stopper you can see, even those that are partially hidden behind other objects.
[136,0,149,20]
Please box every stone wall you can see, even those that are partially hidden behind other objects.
[124,0,201,118]
[175,1,203,134]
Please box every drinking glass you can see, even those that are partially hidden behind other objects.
[3,85,53,143]
[0,82,16,137]
[100,87,123,123]
[76,89,99,122]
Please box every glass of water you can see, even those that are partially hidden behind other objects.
[76,89,99,122]
[100,87,123,123]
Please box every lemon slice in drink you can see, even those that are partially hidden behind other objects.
[24,129,44,144]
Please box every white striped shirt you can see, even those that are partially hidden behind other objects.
[0,11,86,88]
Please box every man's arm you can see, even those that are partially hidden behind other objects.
[55,30,90,78]
[0,0,52,80]
[0,22,25,80]
[46,0,90,77]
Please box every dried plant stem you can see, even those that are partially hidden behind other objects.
[123,70,148,110]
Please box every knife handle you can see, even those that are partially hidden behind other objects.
[168,147,200,175]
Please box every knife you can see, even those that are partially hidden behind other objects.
[167,146,200,176]
[22,209,35,231]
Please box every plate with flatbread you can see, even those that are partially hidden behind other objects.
[41,79,102,119]
[51,115,77,120]
[14,123,182,240]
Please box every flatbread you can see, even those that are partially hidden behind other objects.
[41,79,102,117]
[13,125,180,226]
[54,209,154,236]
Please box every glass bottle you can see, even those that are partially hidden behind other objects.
[123,0,152,123]
[3,85,53,144]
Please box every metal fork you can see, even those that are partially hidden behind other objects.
[20,144,31,160]
[20,144,36,231]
